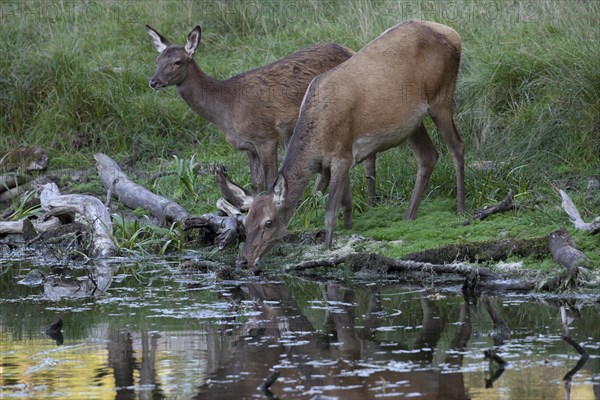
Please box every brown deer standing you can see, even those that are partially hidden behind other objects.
[238,20,465,268]
[146,25,378,197]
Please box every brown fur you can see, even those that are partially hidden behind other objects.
[239,20,465,268]
[146,25,354,192]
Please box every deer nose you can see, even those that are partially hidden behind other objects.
[149,78,162,89]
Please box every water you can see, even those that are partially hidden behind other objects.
[1,258,599,399]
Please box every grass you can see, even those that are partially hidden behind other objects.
[1,1,599,265]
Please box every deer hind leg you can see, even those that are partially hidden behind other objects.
[313,170,331,194]
[363,154,377,206]
[324,159,352,248]
[429,105,465,214]
[405,123,438,220]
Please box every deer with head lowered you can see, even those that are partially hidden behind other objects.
[146,25,378,197]
[237,20,465,269]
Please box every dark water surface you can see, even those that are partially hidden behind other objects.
[1,256,599,399]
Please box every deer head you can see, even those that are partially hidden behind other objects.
[237,174,290,268]
[146,25,201,89]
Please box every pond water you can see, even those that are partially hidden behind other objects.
[1,255,599,399]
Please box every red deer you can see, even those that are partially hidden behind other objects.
[146,25,380,196]
[238,20,465,268]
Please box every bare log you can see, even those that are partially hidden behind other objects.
[462,190,515,226]
[403,236,548,264]
[94,153,189,226]
[0,186,26,202]
[0,174,28,193]
[548,229,591,271]
[40,183,116,257]
[559,189,600,234]
[0,216,62,236]
[285,252,501,279]
[184,213,242,249]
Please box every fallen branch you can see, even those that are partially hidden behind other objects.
[40,183,116,257]
[184,214,243,249]
[0,215,62,236]
[403,236,548,264]
[548,229,590,271]
[95,153,189,226]
[285,252,501,279]
[462,190,516,226]
[559,189,600,234]
[212,164,255,212]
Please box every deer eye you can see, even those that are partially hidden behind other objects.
[265,220,273,228]
[174,60,182,66]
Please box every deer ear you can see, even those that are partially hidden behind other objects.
[272,174,287,208]
[145,25,171,53]
[185,25,202,57]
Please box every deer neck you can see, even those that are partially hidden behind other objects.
[176,63,233,132]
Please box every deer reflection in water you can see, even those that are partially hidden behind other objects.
[195,282,473,399]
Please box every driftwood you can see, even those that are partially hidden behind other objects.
[403,236,548,264]
[0,215,62,236]
[559,189,600,234]
[548,229,590,271]
[212,164,255,211]
[462,190,516,226]
[40,183,116,257]
[184,214,243,249]
[285,252,501,279]
[95,153,189,226]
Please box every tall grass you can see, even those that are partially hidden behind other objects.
[1,0,599,215]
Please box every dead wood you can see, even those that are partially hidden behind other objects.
[0,215,62,236]
[403,236,548,264]
[462,190,516,226]
[212,164,255,211]
[559,189,600,234]
[548,229,591,271]
[0,174,28,193]
[544,229,590,290]
[40,182,116,257]
[184,214,243,249]
[285,252,501,279]
[0,145,48,172]
[94,153,189,226]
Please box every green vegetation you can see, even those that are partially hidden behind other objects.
[1,1,599,266]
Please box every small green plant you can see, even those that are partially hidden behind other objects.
[295,190,328,229]
[111,214,184,256]
[8,190,43,221]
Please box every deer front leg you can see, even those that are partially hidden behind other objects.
[246,150,264,193]
[324,159,352,248]
[258,142,279,191]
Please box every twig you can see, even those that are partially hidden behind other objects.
[462,190,515,225]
